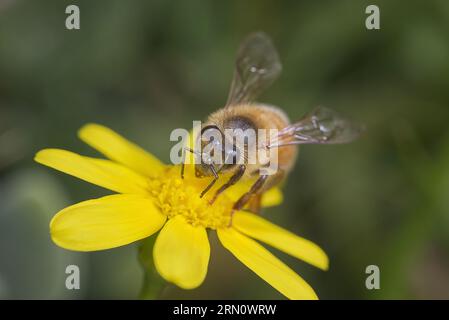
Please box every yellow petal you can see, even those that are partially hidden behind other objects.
[233,211,328,270]
[217,227,318,300]
[50,194,166,251]
[260,187,283,207]
[79,123,164,177]
[153,216,210,289]
[35,149,149,194]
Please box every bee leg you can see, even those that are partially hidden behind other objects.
[247,194,262,214]
[227,175,268,227]
[230,170,285,224]
[209,165,246,204]
[199,165,219,198]
[199,176,218,198]
[232,174,268,212]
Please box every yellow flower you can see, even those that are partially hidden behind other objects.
[34,123,328,299]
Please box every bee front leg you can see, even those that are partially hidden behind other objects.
[200,165,220,198]
[209,165,246,204]
[199,175,218,198]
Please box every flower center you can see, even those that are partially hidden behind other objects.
[148,166,233,229]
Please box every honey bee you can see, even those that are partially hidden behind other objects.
[182,32,362,214]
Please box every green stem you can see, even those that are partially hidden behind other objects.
[137,236,165,300]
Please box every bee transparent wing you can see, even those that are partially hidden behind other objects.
[226,32,282,106]
[269,107,363,148]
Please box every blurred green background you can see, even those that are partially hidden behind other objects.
[1,0,449,299]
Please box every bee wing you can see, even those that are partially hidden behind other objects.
[268,107,363,148]
[226,32,282,106]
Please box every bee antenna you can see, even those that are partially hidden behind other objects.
[181,147,201,179]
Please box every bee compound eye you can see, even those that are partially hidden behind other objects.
[201,126,222,142]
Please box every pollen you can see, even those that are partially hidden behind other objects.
[148,166,232,229]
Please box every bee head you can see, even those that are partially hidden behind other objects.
[193,125,221,178]
[194,124,239,178]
